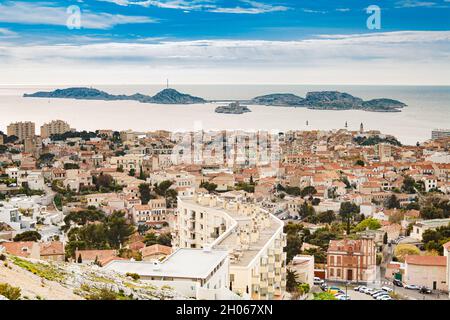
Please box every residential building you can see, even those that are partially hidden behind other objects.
[176,194,287,300]
[431,129,450,140]
[40,120,71,138]
[404,255,447,291]
[104,247,239,300]
[132,198,167,225]
[326,237,377,283]
[289,255,314,288]
[411,218,450,241]
[7,121,35,141]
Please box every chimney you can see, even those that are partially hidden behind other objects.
[152,260,161,271]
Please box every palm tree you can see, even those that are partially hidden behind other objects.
[286,268,299,292]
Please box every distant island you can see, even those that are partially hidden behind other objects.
[24,87,206,104]
[24,87,406,112]
[215,102,251,114]
[250,91,407,112]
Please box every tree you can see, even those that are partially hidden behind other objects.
[383,232,388,245]
[299,202,315,219]
[77,254,83,263]
[286,269,299,292]
[402,175,416,194]
[300,186,317,198]
[138,166,147,180]
[138,183,152,205]
[200,181,217,194]
[157,233,173,247]
[313,292,337,300]
[106,211,135,248]
[317,210,336,224]
[394,244,420,262]
[386,194,400,209]
[95,173,113,190]
[355,159,365,166]
[155,180,173,196]
[13,231,42,242]
[143,232,158,246]
[38,153,56,165]
[339,202,360,234]
[129,168,136,177]
[353,218,381,232]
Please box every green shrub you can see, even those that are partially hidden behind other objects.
[0,283,21,300]
[126,272,140,280]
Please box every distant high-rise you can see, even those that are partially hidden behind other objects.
[431,129,450,140]
[7,121,35,142]
[40,120,71,138]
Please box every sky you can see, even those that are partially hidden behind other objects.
[0,0,449,85]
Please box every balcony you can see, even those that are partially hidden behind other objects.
[259,265,268,273]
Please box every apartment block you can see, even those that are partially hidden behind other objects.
[40,120,71,138]
[7,121,35,141]
[176,194,287,300]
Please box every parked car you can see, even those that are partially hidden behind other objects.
[381,286,393,293]
[365,288,376,295]
[419,286,432,294]
[405,284,420,290]
[320,283,328,291]
[336,294,351,300]
[353,286,362,291]
[371,290,386,297]
[378,295,393,300]
[373,291,389,298]
[314,277,324,285]
[328,286,344,295]
[393,279,403,287]
[359,287,370,294]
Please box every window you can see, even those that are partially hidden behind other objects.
[337,269,341,277]
[330,268,334,276]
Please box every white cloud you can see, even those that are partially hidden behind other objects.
[395,1,436,8]
[1,31,449,85]
[0,1,157,29]
[98,0,288,14]
[0,28,17,38]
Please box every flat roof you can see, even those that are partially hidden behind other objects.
[104,248,228,279]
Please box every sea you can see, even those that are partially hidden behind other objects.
[0,85,449,146]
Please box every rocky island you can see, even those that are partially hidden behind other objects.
[249,91,406,112]
[24,87,406,112]
[24,87,206,104]
[215,101,251,114]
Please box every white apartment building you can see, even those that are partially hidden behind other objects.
[104,247,240,300]
[176,194,287,300]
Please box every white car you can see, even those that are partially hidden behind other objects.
[405,284,420,290]
[381,286,393,293]
[365,288,376,295]
[359,287,369,293]
[336,295,351,301]
[372,291,388,298]
[314,277,324,285]
[379,295,393,300]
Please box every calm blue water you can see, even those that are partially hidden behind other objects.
[0,85,449,145]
